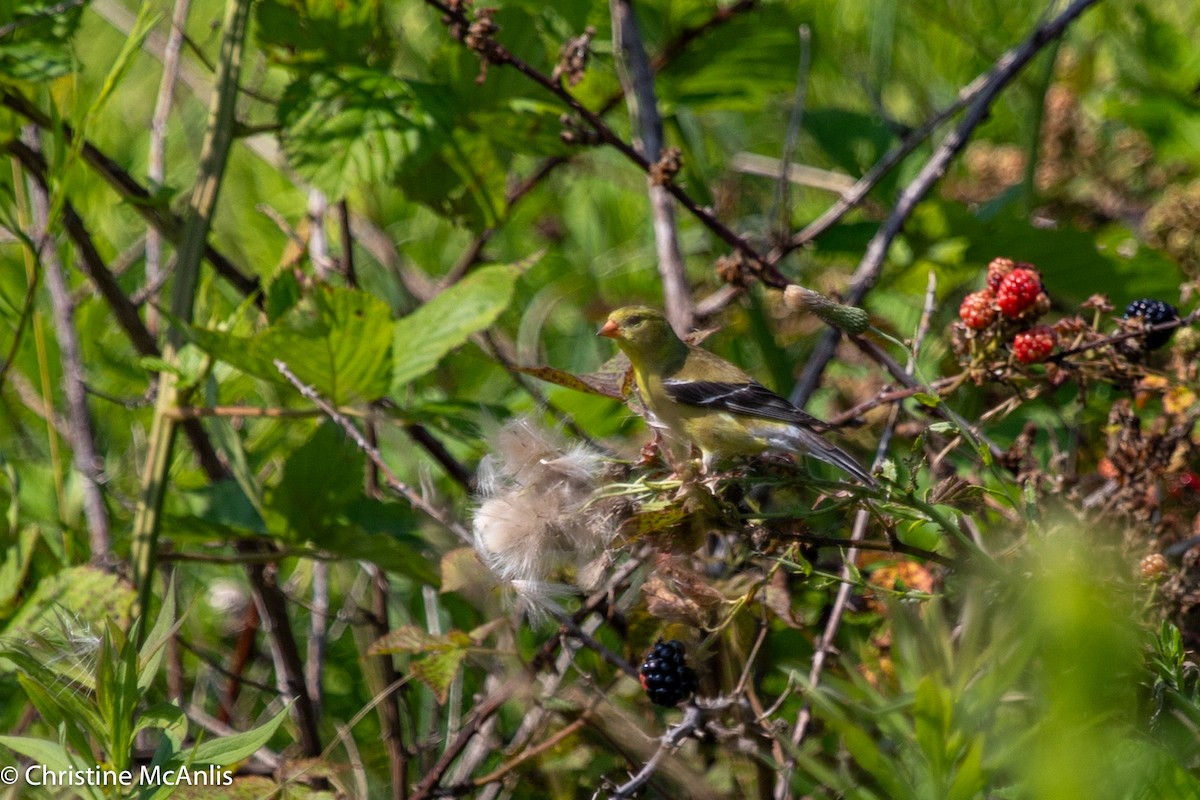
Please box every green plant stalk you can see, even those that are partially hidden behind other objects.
[130,0,253,626]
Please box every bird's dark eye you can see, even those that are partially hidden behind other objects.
[625,315,645,327]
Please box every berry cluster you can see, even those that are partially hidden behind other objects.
[639,639,698,707]
[952,257,1191,380]
[955,258,1057,364]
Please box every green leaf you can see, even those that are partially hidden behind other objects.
[0,0,86,82]
[279,67,445,198]
[138,579,178,692]
[271,423,364,540]
[914,392,942,408]
[187,285,393,404]
[188,706,289,765]
[256,0,392,67]
[392,265,518,391]
[135,703,189,749]
[947,736,987,800]
[179,480,268,537]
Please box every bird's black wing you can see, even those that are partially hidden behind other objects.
[663,379,828,430]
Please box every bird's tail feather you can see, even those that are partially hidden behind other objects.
[767,427,876,487]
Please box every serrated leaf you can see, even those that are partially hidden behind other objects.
[256,0,391,67]
[368,625,470,656]
[0,0,86,82]
[410,648,468,704]
[392,265,518,391]
[279,67,443,198]
[187,285,393,404]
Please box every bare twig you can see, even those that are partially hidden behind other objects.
[338,199,357,287]
[611,0,692,335]
[21,129,111,562]
[307,561,329,719]
[273,360,472,543]
[609,704,702,799]
[146,0,192,336]
[441,1,758,289]
[789,0,1102,406]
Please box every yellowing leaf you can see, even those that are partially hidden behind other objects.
[411,648,468,704]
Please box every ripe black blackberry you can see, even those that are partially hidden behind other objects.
[1123,298,1180,350]
[639,639,698,707]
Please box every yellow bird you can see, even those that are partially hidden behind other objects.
[598,306,874,485]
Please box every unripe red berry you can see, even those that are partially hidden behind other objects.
[959,290,997,329]
[996,268,1043,318]
[1012,325,1057,364]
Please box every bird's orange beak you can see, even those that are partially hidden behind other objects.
[597,319,620,339]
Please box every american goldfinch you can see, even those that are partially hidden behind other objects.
[598,306,874,485]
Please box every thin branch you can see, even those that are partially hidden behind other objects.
[421,0,782,285]
[146,0,192,336]
[789,0,1102,406]
[274,360,472,543]
[338,198,357,287]
[441,1,757,288]
[307,560,329,719]
[21,129,111,562]
[611,0,692,335]
[609,704,702,799]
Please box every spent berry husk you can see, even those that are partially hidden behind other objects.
[1013,326,1057,364]
[996,268,1043,318]
[639,639,698,707]
[1123,298,1180,350]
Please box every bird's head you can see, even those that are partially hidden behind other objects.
[597,306,685,365]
